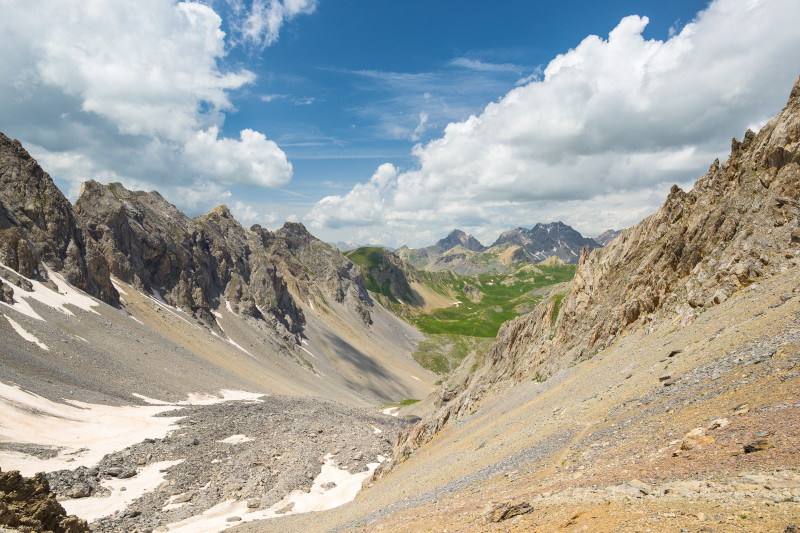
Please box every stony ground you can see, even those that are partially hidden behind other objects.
[231,267,800,532]
[40,396,407,532]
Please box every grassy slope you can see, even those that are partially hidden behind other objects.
[346,246,577,376]
[411,265,576,338]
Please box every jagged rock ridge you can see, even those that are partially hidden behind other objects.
[391,74,800,464]
[0,133,118,306]
[491,221,599,264]
[75,181,372,337]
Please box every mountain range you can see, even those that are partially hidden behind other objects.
[396,222,600,274]
[0,76,799,532]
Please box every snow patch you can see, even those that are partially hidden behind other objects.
[301,346,318,359]
[0,382,182,476]
[219,434,253,445]
[212,317,256,359]
[148,290,200,329]
[3,315,49,351]
[372,426,382,435]
[381,407,399,417]
[0,265,100,320]
[132,390,265,406]
[110,278,128,295]
[162,454,385,532]
[62,460,182,522]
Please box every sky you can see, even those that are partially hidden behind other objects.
[1,0,799,248]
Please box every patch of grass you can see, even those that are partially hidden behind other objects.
[532,372,548,382]
[344,246,385,268]
[412,334,494,375]
[550,293,565,326]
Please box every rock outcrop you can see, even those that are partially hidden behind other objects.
[0,468,89,533]
[0,133,118,306]
[392,74,800,464]
[396,229,485,269]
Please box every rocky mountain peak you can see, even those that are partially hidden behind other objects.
[491,221,598,264]
[594,229,622,246]
[204,204,233,219]
[0,135,118,305]
[436,229,485,252]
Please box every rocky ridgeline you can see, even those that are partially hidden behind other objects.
[0,468,89,533]
[0,140,374,343]
[491,221,600,264]
[391,75,800,465]
[75,180,373,335]
[0,134,118,307]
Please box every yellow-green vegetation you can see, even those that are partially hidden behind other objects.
[412,264,576,337]
[345,246,412,304]
[381,398,421,409]
[412,334,495,375]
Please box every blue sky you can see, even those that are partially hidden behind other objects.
[2,0,800,247]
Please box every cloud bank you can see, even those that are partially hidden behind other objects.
[308,0,800,247]
[0,0,299,211]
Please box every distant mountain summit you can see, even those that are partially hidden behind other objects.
[491,221,599,264]
[434,229,485,253]
[397,223,595,272]
[595,229,622,246]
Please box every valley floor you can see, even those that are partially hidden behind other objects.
[232,267,800,532]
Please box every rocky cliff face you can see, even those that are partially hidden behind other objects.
[253,222,373,326]
[492,221,599,264]
[392,75,800,464]
[345,247,416,305]
[75,181,373,336]
[0,133,118,306]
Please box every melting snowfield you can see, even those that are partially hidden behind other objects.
[162,454,384,533]
[0,382,183,476]
[0,265,100,321]
[61,460,183,522]
[0,383,386,531]
[0,385,262,477]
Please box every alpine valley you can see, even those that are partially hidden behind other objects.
[1,74,800,533]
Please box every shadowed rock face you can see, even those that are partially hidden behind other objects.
[0,133,118,306]
[392,74,800,464]
[74,181,372,335]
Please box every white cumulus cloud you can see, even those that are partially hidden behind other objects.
[308,0,800,247]
[0,0,300,210]
[226,0,318,49]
